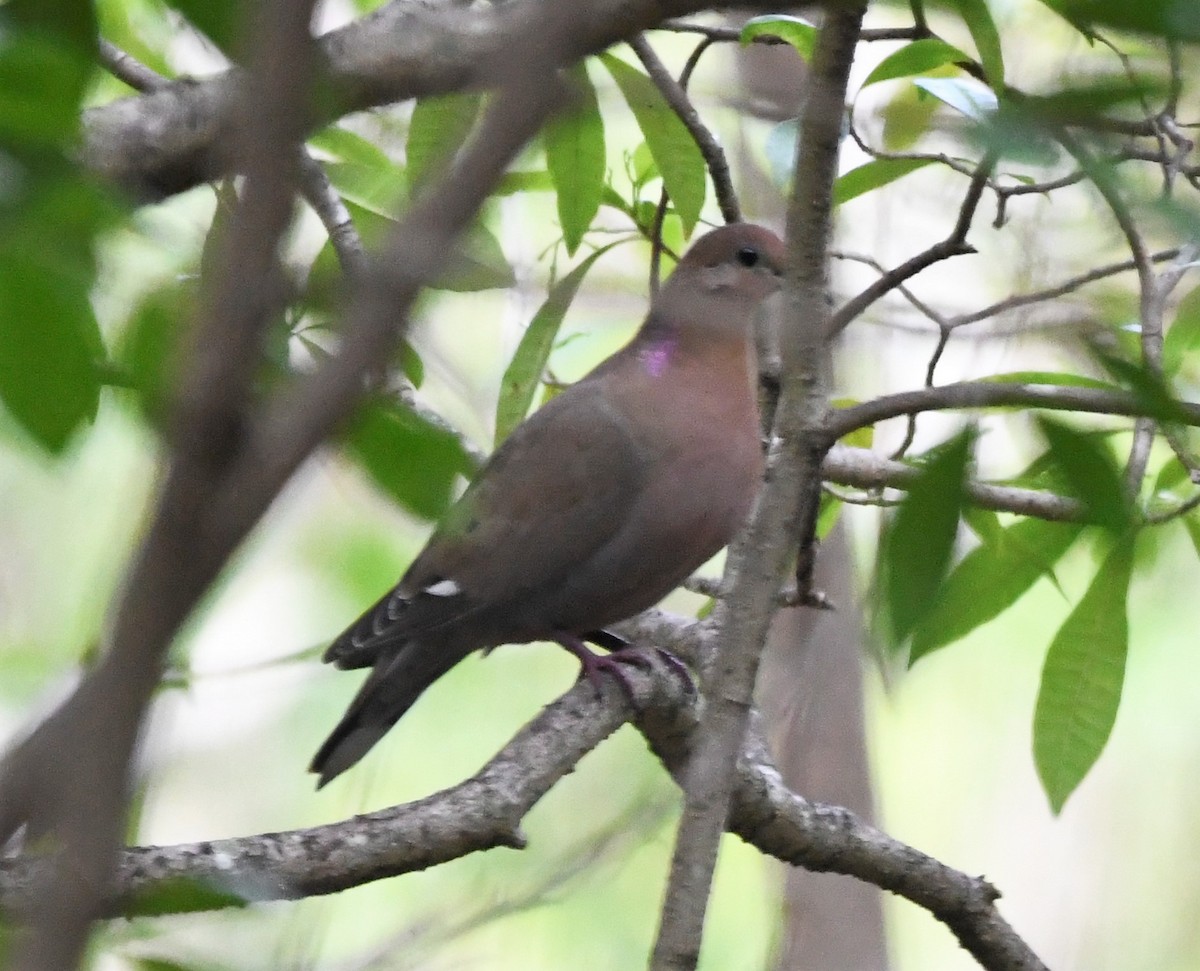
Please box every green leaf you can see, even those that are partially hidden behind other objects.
[983,370,1120,390]
[834,158,933,206]
[880,82,942,150]
[739,14,817,61]
[1183,512,1200,561]
[630,141,658,188]
[306,202,512,301]
[1014,77,1170,127]
[0,32,90,147]
[496,170,555,196]
[831,397,873,449]
[407,93,482,194]
[1033,537,1135,813]
[863,39,970,87]
[5,0,96,58]
[816,493,843,540]
[962,505,1002,544]
[494,243,619,444]
[160,0,241,57]
[545,63,605,255]
[345,397,475,520]
[883,428,976,644]
[1163,283,1200,377]
[1093,350,1187,423]
[910,518,1082,664]
[437,221,515,292]
[1036,417,1130,531]
[1153,455,1189,494]
[599,53,706,235]
[126,876,249,917]
[914,76,998,121]
[118,285,190,421]
[310,125,405,213]
[135,960,218,971]
[95,0,172,81]
[949,0,1004,88]
[0,251,102,453]
[1037,0,1200,41]
[310,125,395,172]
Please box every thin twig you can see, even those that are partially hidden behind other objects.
[824,444,1085,522]
[629,35,740,224]
[1056,128,1198,485]
[828,153,996,336]
[828,381,1200,440]
[97,39,167,91]
[655,20,925,44]
[297,152,368,279]
[831,249,951,328]
[948,249,1182,328]
[824,483,902,507]
[892,324,951,459]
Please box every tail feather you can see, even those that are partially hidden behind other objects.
[310,640,466,788]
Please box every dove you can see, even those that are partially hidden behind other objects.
[311,223,785,786]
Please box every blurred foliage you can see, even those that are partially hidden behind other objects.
[881,426,976,644]
[0,0,123,452]
[5,0,1200,968]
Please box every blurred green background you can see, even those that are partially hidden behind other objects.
[5,0,1200,968]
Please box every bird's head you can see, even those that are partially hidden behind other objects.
[653,223,786,339]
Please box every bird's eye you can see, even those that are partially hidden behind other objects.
[735,246,760,268]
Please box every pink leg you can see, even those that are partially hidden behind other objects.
[556,633,642,700]
[556,633,694,700]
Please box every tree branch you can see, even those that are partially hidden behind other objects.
[649,8,864,969]
[629,35,740,224]
[823,444,1084,521]
[2,5,321,970]
[827,380,1200,440]
[828,152,995,336]
[947,249,1183,329]
[0,646,1049,971]
[0,8,584,969]
[83,0,784,201]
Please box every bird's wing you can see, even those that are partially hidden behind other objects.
[324,382,647,665]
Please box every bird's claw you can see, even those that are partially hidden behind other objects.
[649,648,696,695]
[557,634,694,702]
[574,650,641,702]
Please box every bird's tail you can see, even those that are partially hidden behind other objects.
[310,640,465,788]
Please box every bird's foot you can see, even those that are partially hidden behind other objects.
[556,634,694,701]
[556,634,644,702]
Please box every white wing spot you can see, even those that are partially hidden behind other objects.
[424,578,462,597]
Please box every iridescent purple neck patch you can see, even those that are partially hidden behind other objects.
[638,336,675,377]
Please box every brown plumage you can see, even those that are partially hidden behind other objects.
[311,223,786,786]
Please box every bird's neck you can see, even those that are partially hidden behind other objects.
[633,312,755,380]
[635,330,679,378]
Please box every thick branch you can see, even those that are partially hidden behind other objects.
[0,10,581,971]
[649,7,864,970]
[0,648,1048,971]
[3,4,320,970]
[84,0,782,200]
